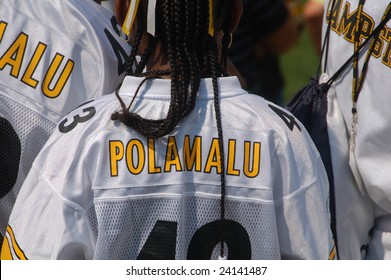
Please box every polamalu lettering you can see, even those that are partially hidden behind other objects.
[327,0,391,68]
[109,135,262,178]
[0,20,74,98]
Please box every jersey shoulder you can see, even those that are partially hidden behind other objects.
[0,0,131,117]
[55,94,120,136]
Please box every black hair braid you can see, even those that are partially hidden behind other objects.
[126,16,144,75]
[220,33,230,70]
[169,0,184,115]
[135,36,158,74]
[112,0,237,257]
[135,69,171,78]
[187,0,203,108]
[114,0,224,139]
[180,0,209,118]
[112,70,172,127]
[209,43,227,258]
[217,0,232,69]
[112,0,236,258]
[180,0,200,117]
[178,0,191,113]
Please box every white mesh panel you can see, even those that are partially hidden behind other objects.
[89,191,279,259]
[0,93,56,234]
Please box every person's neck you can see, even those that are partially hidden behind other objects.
[143,41,171,78]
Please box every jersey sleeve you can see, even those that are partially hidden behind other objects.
[1,165,94,260]
[1,103,98,260]
[268,105,336,259]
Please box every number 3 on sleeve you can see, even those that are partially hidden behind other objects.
[59,100,96,133]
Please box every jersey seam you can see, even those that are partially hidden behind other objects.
[274,178,319,207]
[1,2,102,98]
[92,181,271,191]
[0,86,61,121]
[271,134,321,206]
[2,2,103,63]
[93,191,274,204]
[35,163,88,213]
[118,91,246,101]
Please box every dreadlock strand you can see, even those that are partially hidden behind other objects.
[126,15,144,75]
[205,0,228,258]
[221,1,234,69]
[172,0,187,115]
[135,36,158,74]
[181,0,198,117]
[113,0,232,141]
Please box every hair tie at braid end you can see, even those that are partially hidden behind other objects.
[111,112,120,121]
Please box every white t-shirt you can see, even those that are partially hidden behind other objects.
[323,0,391,259]
[0,0,131,239]
[2,76,335,260]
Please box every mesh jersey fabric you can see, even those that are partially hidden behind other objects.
[2,76,335,260]
[0,0,131,241]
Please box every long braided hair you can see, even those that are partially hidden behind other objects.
[112,0,236,258]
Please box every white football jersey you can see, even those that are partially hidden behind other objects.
[2,76,336,260]
[323,0,391,259]
[101,0,115,13]
[0,0,131,241]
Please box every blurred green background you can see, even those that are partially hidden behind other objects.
[281,28,320,105]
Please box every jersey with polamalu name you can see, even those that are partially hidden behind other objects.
[0,0,131,240]
[1,76,336,260]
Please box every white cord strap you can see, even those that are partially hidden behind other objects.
[147,0,157,36]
